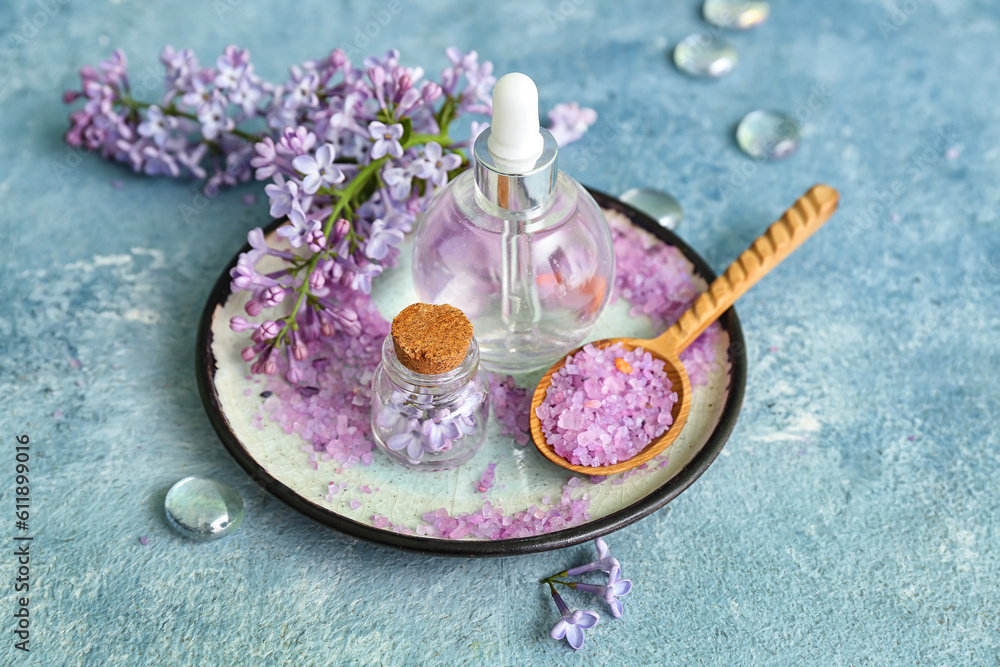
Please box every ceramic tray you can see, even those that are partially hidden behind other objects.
[196,189,746,556]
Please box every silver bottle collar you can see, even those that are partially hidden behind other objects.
[473,127,558,215]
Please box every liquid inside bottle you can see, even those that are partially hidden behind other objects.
[411,169,614,374]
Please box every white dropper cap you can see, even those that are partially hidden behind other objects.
[487,72,545,170]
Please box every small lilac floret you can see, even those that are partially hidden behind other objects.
[549,589,599,651]
[277,207,321,248]
[567,537,620,576]
[574,563,633,618]
[368,121,404,159]
[292,143,345,194]
[413,142,461,187]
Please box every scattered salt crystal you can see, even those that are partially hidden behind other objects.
[475,463,497,493]
[139,536,149,545]
[349,499,362,510]
[360,485,372,494]
[53,410,64,419]
[69,358,81,369]
[414,479,591,540]
[242,193,256,205]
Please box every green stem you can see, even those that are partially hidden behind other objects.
[117,95,262,142]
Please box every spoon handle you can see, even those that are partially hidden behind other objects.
[658,184,840,354]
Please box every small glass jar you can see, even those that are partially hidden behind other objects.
[371,335,490,471]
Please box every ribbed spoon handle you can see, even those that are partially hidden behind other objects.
[657,184,840,354]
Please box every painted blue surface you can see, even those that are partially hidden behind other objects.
[1,0,998,664]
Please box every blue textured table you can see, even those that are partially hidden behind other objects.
[2,0,998,664]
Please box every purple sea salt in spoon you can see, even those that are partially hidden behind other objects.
[530,185,840,474]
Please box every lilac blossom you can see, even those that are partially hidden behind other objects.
[368,121,404,159]
[546,102,598,146]
[549,590,599,651]
[277,207,321,248]
[573,564,633,618]
[264,179,302,218]
[137,106,176,146]
[413,142,462,187]
[286,73,320,109]
[382,165,413,199]
[292,143,345,194]
[386,426,424,460]
[198,101,235,140]
[364,219,404,261]
[566,537,620,576]
[349,261,382,294]
[421,409,462,451]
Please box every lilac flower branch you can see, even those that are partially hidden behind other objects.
[63,45,596,380]
[267,126,452,354]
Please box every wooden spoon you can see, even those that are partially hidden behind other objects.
[529,184,840,475]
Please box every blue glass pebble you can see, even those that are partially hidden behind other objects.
[620,188,684,230]
[164,476,246,541]
[703,0,770,30]
[736,110,801,161]
[673,33,738,77]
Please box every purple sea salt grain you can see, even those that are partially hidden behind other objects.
[475,463,497,493]
[488,372,532,446]
[416,481,590,540]
[349,499,362,510]
[259,289,389,468]
[537,343,678,467]
[608,212,722,385]
[139,536,149,545]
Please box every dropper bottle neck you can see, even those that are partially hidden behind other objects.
[473,127,559,219]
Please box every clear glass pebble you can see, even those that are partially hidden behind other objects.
[620,188,684,230]
[736,110,801,161]
[703,0,770,30]
[165,476,246,541]
[673,34,738,77]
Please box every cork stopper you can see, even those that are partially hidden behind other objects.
[391,303,474,375]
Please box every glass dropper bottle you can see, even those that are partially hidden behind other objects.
[411,73,615,374]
